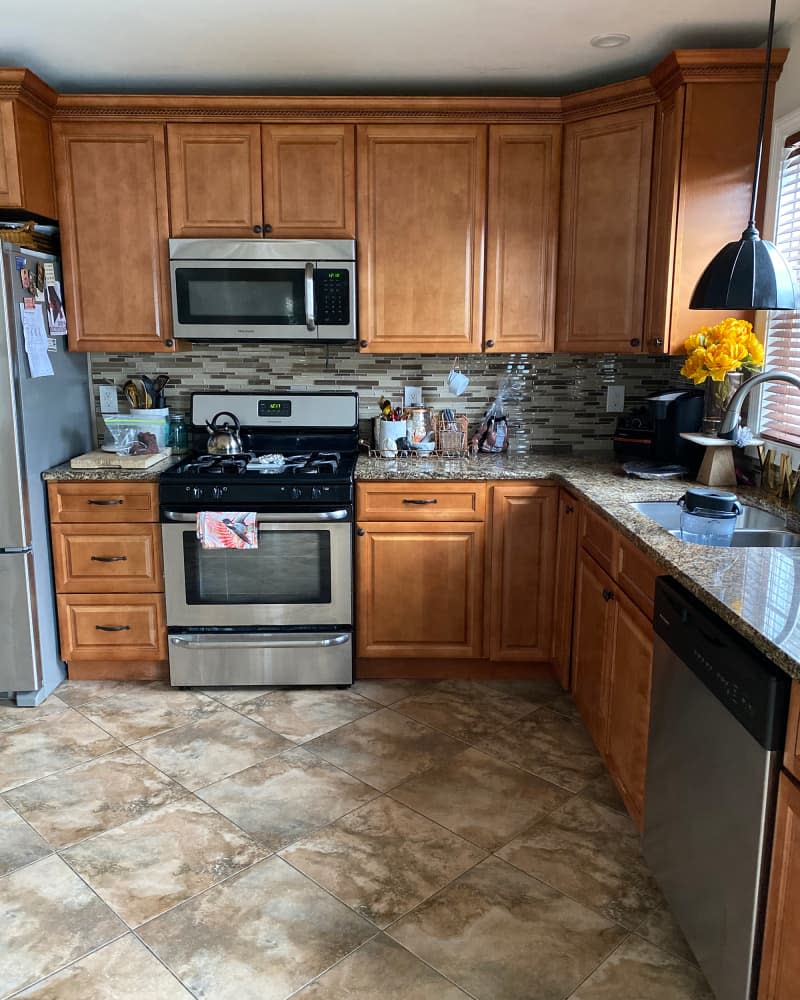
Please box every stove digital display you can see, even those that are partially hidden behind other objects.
[258,400,291,418]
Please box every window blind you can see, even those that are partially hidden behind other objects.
[761,137,800,447]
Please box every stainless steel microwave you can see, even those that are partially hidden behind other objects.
[169,239,356,342]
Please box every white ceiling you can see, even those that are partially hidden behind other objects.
[3,0,800,95]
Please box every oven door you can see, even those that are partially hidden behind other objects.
[169,258,355,341]
[161,510,352,628]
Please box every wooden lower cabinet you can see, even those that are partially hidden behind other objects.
[488,484,558,661]
[572,540,655,828]
[571,548,614,749]
[605,589,653,822]
[48,480,167,680]
[759,772,800,999]
[356,520,485,658]
[552,491,579,688]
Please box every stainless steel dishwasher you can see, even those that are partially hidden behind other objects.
[643,578,790,1000]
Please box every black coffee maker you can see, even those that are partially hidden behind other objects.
[613,388,704,473]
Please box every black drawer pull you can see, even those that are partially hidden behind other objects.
[87,498,123,506]
[602,589,615,602]
[565,505,575,514]
[403,498,438,505]
[95,624,131,632]
[90,555,128,563]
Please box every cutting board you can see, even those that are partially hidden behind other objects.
[70,449,172,470]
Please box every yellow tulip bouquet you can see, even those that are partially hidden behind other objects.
[680,317,765,383]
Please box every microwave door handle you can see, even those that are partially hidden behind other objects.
[304,262,316,331]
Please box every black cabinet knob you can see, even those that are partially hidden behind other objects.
[253,224,262,234]
[263,223,273,234]
[486,339,495,348]
[164,338,174,348]
[356,528,366,536]
[629,338,641,347]
[359,340,369,349]
[565,505,575,514]
[602,589,615,602]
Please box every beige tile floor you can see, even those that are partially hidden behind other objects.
[0,678,713,1000]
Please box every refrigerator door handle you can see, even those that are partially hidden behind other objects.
[0,545,33,554]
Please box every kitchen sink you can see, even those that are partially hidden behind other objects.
[631,500,800,547]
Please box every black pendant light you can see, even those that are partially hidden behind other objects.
[690,0,799,311]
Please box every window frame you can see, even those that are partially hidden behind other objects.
[754,105,800,459]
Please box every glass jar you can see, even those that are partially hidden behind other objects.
[168,414,188,453]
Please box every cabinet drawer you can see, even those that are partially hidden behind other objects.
[57,593,167,661]
[617,536,660,620]
[51,524,163,593]
[580,505,618,575]
[48,482,159,523]
[357,483,486,521]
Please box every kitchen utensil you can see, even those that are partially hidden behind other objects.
[122,378,145,408]
[206,411,243,454]
[153,373,171,408]
[139,374,156,408]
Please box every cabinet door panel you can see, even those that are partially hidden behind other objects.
[51,524,163,594]
[57,593,167,661]
[52,122,173,352]
[357,125,486,354]
[489,484,558,661]
[572,549,614,749]
[357,521,484,658]
[758,772,800,1000]
[552,492,579,688]
[262,125,355,237]
[0,102,22,205]
[485,124,561,352]
[605,590,653,828]
[556,106,654,353]
[167,124,262,237]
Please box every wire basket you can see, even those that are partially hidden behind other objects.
[434,412,469,454]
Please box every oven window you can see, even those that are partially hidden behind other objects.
[183,529,332,604]
[174,267,306,325]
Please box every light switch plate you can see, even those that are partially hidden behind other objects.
[404,385,423,407]
[606,385,625,412]
[99,385,118,413]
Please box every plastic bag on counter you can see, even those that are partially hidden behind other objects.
[470,400,509,454]
[102,416,162,455]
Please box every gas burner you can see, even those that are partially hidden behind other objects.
[180,453,254,476]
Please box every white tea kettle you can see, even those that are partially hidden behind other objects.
[206,411,243,455]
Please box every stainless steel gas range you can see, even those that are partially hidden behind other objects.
[158,391,358,687]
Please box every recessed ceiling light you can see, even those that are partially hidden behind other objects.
[590,33,631,48]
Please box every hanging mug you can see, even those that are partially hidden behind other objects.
[446,358,469,396]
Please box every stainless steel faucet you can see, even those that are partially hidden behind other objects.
[719,370,800,438]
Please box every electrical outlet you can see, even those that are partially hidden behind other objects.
[404,385,423,407]
[99,385,118,413]
[606,384,625,413]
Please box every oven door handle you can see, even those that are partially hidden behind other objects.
[169,633,350,650]
[162,510,350,523]
[304,262,316,331]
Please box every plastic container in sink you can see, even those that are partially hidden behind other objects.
[678,487,742,546]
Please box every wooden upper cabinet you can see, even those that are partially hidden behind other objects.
[167,124,263,237]
[645,76,771,354]
[488,484,559,661]
[485,125,561,353]
[556,106,654,353]
[0,99,56,218]
[262,125,355,237]
[357,124,487,353]
[52,122,174,352]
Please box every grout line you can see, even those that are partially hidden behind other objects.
[5,928,131,1000]
[562,932,633,999]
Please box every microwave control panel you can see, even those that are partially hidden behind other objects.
[317,269,350,326]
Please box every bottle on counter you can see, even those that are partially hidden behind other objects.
[168,414,188,453]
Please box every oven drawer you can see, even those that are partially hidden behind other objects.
[48,482,159,523]
[51,524,163,593]
[57,593,167,661]
[168,631,353,686]
[357,483,486,521]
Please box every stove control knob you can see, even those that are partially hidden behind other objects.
[211,487,224,500]
[311,486,321,500]
[291,486,303,500]
[191,487,204,500]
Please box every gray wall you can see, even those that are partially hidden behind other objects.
[90,345,685,453]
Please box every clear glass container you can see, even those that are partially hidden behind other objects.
[168,414,188,453]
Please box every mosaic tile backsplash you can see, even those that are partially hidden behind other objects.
[89,344,685,453]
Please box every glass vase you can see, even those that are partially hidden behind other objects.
[702,372,743,436]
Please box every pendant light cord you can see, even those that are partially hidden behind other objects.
[749,0,777,229]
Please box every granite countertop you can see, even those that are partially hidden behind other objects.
[42,455,182,482]
[357,452,800,682]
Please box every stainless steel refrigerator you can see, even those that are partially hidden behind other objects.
[0,243,93,704]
